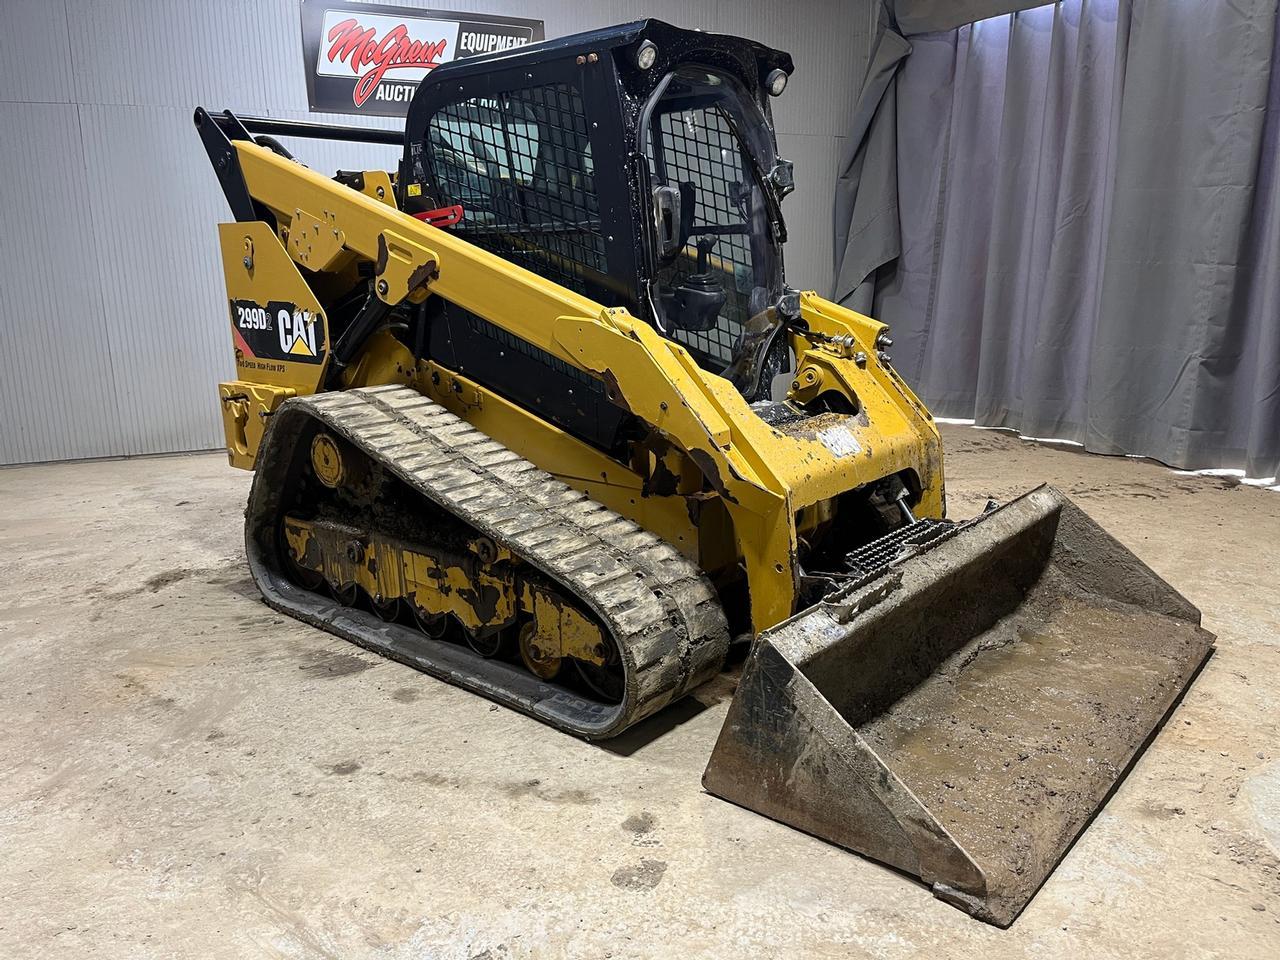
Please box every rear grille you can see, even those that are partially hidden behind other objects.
[841,519,955,582]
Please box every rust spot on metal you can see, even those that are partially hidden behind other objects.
[428,565,452,596]
[600,368,630,412]
[640,432,679,498]
[644,457,680,498]
[684,493,712,526]
[688,448,738,505]
[458,580,502,623]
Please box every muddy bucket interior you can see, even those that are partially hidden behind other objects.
[703,486,1214,926]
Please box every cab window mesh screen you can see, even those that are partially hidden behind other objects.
[425,84,605,297]
[654,106,753,365]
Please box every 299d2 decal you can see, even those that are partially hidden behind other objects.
[230,299,326,366]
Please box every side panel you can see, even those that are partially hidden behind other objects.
[217,221,330,467]
[428,303,632,453]
[218,221,330,393]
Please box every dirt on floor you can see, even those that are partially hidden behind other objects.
[0,424,1277,958]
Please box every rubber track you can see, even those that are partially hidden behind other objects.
[245,385,730,738]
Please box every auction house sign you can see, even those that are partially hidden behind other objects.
[301,1,543,117]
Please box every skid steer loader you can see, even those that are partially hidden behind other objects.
[196,19,1212,926]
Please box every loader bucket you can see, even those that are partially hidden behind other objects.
[703,486,1213,926]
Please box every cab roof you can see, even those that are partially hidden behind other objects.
[423,18,793,88]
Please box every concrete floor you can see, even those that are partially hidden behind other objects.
[2,424,1277,959]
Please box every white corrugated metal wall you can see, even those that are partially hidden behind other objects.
[0,0,872,465]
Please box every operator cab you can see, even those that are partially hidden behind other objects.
[400,20,794,447]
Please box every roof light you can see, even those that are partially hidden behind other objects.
[766,68,788,97]
[635,40,658,71]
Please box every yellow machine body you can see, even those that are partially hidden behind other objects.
[217,141,941,636]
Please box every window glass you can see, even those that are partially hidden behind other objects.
[643,68,782,370]
[426,84,605,296]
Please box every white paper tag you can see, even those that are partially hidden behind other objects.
[816,424,862,457]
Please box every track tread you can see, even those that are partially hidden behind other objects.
[246,387,729,738]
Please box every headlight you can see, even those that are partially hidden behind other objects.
[635,40,658,71]
[766,68,788,97]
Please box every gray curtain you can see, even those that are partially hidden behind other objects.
[833,0,1052,310]
[836,0,1280,478]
